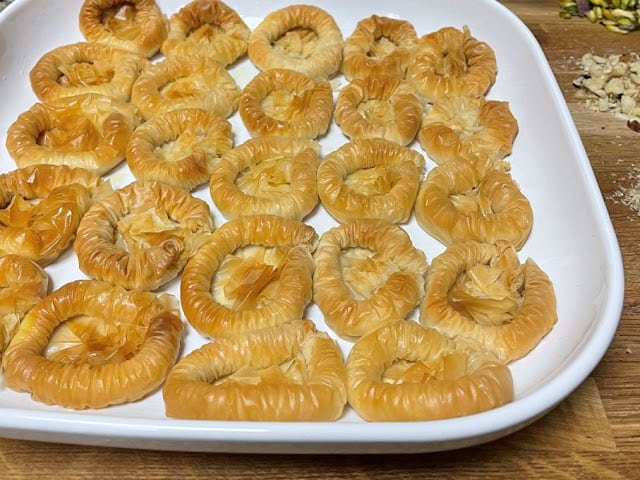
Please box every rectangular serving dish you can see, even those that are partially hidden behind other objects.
[0,0,624,454]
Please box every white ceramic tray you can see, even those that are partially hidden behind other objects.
[0,0,624,454]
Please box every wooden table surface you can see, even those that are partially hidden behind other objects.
[1,0,639,478]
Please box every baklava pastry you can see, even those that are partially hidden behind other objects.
[420,240,557,363]
[78,0,168,58]
[342,15,418,81]
[6,93,141,175]
[161,0,250,66]
[0,254,49,359]
[0,165,109,265]
[74,181,214,291]
[209,137,320,220]
[334,75,422,146]
[346,320,513,421]
[238,68,333,139]
[131,56,240,120]
[414,160,533,250]
[406,26,497,102]
[313,218,428,340]
[317,138,425,224]
[418,96,518,165]
[29,41,149,102]
[126,108,233,191]
[2,280,183,409]
[163,319,348,421]
[247,4,344,80]
[180,215,318,338]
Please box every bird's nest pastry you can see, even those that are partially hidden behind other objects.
[317,138,425,224]
[420,240,557,363]
[74,181,214,291]
[78,0,168,58]
[131,56,241,120]
[238,68,333,139]
[414,159,533,250]
[6,93,142,175]
[346,320,513,421]
[0,254,49,360]
[334,75,422,146]
[29,41,149,103]
[163,319,348,421]
[126,108,233,191]
[180,215,318,338]
[161,0,250,66]
[342,15,418,81]
[1,280,183,409]
[0,165,110,265]
[406,26,497,102]
[418,96,519,165]
[247,4,344,80]
[209,137,320,220]
[313,218,428,340]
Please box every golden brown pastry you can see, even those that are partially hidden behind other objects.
[346,320,513,421]
[0,254,48,360]
[180,215,317,338]
[78,0,168,58]
[163,319,348,421]
[414,159,533,250]
[342,15,418,81]
[209,137,320,220]
[418,96,518,165]
[238,68,332,139]
[334,75,422,146]
[0,165,110,265]
[29,41,149,102]
[317,138,425,224]
[126,108,233,191]
[6,93,142,175]
[131,56,240,120]
[161,0,250,66]
[247,4,344,80]
[313,218,428,340]
[420,240,557,363]
[74,181,213,291]
[2,280,183,409]
[406,26,497,102]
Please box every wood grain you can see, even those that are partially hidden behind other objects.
[1,0,640,478]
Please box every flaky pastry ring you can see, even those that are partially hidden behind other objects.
[406,26,497,102]
[180,215,318,338]
[0,254,48,360]
[0,165,110,265]
[131,56,240,120]
[209,137,320,220]
[6,93,142,175]
[248,4,343,80]
[161,0,250,66]
[29,41,148,103]
[239,68,333,139]
[420,240,557,363]
[74,181,214,291]
[79,0,168,58]
[126,108,233,191]
[418,96,518,165]
[2,280,183,409]
[414,160,533,250]
[346,320,513,421]
[317,138,425,224]
[313,218,428,340]
[342,15,418,81]
[334,75,422,146]
[163,319,348,421]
